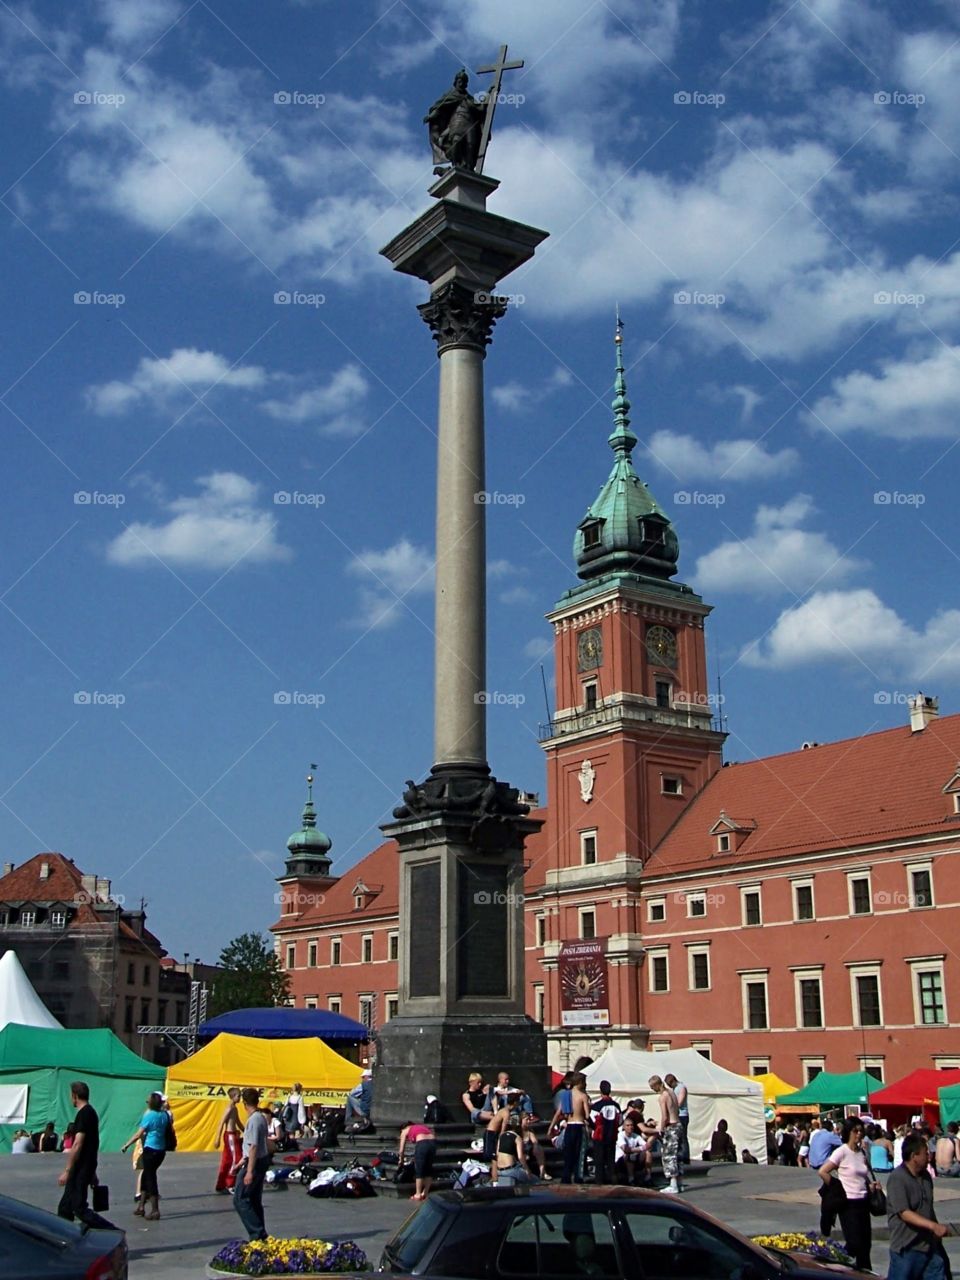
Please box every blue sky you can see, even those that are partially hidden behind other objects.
[1,0,959,961]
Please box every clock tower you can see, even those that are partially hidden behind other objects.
[535,318,726,1056]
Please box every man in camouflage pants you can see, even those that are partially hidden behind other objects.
[649,1075,683,1193]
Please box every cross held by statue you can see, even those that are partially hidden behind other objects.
[475,44,524,173]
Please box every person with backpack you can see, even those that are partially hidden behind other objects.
[589,1080,622,1184]
[121,1091,171,1220]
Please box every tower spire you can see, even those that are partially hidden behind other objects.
[284,762,332,873]
[609,309,638,457]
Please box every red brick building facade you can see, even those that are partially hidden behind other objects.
[272,332,960,1087]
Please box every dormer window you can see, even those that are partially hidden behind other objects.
[20,910,35,927]
[582,521,603,549]
[717,833,730,853]
[709,811,758,854]
[638,517,667,557]
[354,895,364,910]
[50,909,66,928]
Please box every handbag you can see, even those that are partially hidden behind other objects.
[394,1160,416,1185]
[91,1183,110,1212]
[868,1184,887,1216]
[819,1176,847,1213]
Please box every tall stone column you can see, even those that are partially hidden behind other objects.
[373,168,551,1122]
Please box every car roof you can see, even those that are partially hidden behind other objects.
[0,1192,87,1244]
[435,1186,695,1208]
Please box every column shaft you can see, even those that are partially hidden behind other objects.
[433,345,486,768]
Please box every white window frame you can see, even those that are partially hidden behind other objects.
[386,994,399,1022]
[286,943,296,970]
[848,962,883,1028]
[934,1057,960,1069]
[691,1041,712,1060]
[535,914,547,947]
[647,897,666,923]
[304,997,318,1010]
[908,863,935,909]
[802,1057,825,1084]
[354,895,364,910]
[50,909,66,928]
[580,830,598,866]
[661,775,682,796]
[793,966,825,1029]
[687,943,711,992]
[534,984,545,1024]
[328,996,341,1014]
[20,910,35,926]
[358,995,374,1028]
[648,949,670,994]
[330,936,341,966]
[793,879,815,922]
[858,1056,885,1083]
[716,832,731,853]
[307,939,318,967]
[686,891,707,920]
[583,680,598,711]
[748,1058,771,1076]
[909,957,947,1026]
[740,885,762,927]
[388,931,399,961]
[847,871,873,917]
[579,907,596,940]
[651,1041,671,1052]
[740,971,770,1031]
[361,933,374,964]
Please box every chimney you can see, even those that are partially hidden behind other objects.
[95,877,111,902]
[909,693,939,733]
[80,873,97,903]
[2,862,13,877]
[39,860,50,880]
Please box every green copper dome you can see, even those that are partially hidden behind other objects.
[574,316,679,582]
[285,770,332,868]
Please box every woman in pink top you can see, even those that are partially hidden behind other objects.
[819,1118,880,1271]
[398,1121,436,1201]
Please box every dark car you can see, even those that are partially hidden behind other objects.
[378,1185,870,1280]
[0,1193,127,1279]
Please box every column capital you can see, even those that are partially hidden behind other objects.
[418,281,507,354]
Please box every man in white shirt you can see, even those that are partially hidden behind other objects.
[233,1088,271,1241]
[615,1119,649,1186]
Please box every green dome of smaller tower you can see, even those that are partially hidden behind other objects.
[284,768,332,875]
[574,314,679,582]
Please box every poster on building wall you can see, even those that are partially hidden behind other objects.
[559,939,609,1027]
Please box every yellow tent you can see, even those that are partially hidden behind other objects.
[747,1072,800,1105]
[165,1033,363,1151]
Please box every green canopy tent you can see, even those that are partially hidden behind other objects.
[0,1023,165,1153]
[938,1083,960,1129]
[776,1070,884,1108]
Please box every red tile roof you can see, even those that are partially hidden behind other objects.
[646,713,960,874]
[0,853,102,923]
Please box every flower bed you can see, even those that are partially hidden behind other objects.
[207,1238,370,1277]
[753,1232,855,1266]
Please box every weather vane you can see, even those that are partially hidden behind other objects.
[424,44,524,175]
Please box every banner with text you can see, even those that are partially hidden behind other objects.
[559,939,609,1027]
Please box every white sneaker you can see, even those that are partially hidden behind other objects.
[661,1183,680,1194]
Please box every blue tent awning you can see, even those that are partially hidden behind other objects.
[198,1007,369,1042]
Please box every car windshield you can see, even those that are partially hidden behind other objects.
[383,1200,449,1271]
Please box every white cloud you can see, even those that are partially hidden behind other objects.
[647,430,798,481]
[499,585,535,605]
[804,344,960,438]
[693,495,866,595]
[491,368,573,412]
[524,637,553,661]
[106,472,290,569]
[744,588,960,680]
[97,0,183,44]
[261,365,369,435]
[346,538,434,630]
[87,348,266,415]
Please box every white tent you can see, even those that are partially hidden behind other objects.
[0,951,62,1030]
[583,1046,767,1163]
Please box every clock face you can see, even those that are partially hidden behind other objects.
[577,627,603,671]
[646,625,677,667]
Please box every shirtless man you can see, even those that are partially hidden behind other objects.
[215,1087,243,1193]
[649,1075,683,1194]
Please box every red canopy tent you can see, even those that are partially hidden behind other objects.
[870,1069,960,1129]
